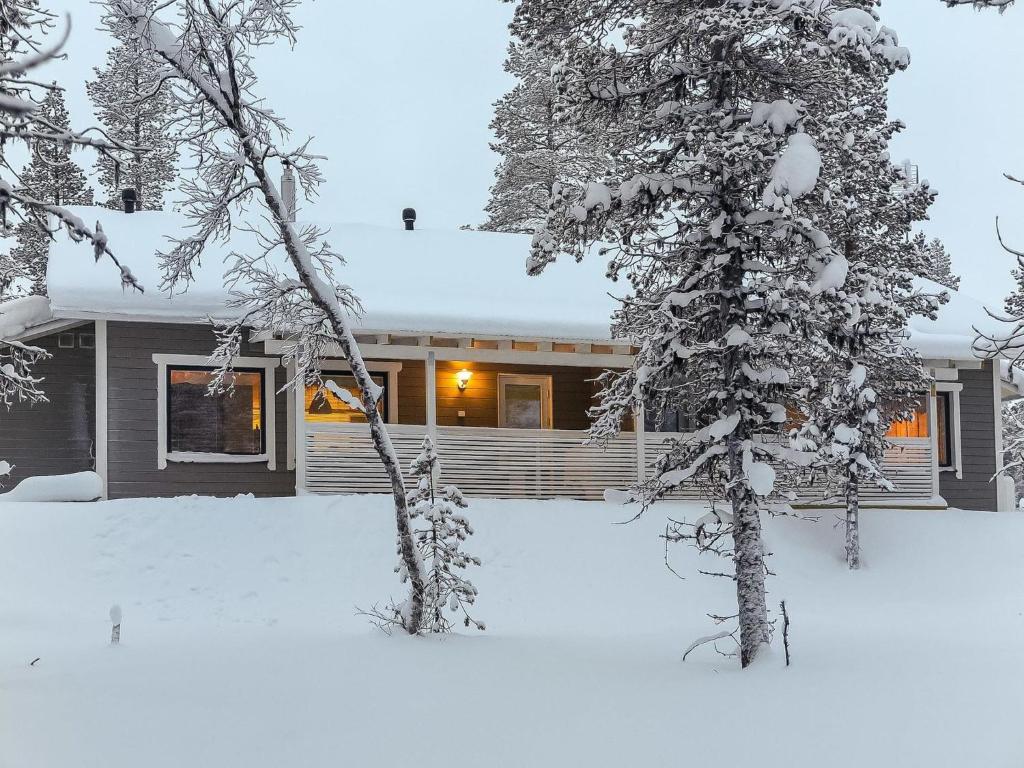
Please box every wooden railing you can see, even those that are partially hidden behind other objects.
[304,423,936,505]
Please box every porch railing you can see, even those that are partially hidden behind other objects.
[303,423,937,505]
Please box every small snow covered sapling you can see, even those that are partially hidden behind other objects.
[110,604,122,645]
[406,437,484,633]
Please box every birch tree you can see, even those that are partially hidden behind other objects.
[110,0,427,632]
[513,0,911,667]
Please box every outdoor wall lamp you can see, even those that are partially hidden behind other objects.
[456,369,473,391]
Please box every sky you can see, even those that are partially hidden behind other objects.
[36,0,1024,309]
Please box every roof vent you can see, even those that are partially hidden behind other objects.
[402,207,416,230]
[121,187,137,214]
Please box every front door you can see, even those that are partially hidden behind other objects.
[497,374,553,429]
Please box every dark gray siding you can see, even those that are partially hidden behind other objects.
[0,324,96,488]
[939,361,998,511]
[107,321,294,499]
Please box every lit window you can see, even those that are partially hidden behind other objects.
[935,391,953,468]
[886,396,929,439]
[168,367,264,455]
[305,373,386,423]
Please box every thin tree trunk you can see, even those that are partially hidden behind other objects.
[846,472,860,569]
[729,436,771,668]
[246,148,426,634]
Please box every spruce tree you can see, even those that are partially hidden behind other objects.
[481,41,607,234]
[913,233,960,290]
[11,88,94,293]
[513,0,911,666]
[87,0,178,210]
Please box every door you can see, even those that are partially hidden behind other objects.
[498,374,553,429]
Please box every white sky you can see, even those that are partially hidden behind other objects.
[38,0,1024,308]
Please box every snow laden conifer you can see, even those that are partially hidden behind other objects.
[11,88,95,292]
[87,0,178,211]
[406,437,483,633]
[111,0,428,633]
[513,0,910,667]
[913,233,960,290]
[791,18,941,569]
[481,41,607,234]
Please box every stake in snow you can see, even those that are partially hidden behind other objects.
[110,0,427,633]
[512,0,911,666]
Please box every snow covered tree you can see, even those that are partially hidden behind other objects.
[513,0,911,667]
[913,233,960,290]
[791,35,941,570]
[405,437,483,633]
[87,0,178,210]
[482,41,607,234]
[110,0,428,633]
[10,88,94,292]
[1002,399,1024,506]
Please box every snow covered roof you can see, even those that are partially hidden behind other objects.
[11,206,1007,360]
[44,207,621,343]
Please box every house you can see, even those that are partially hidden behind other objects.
[0,205,1017,510]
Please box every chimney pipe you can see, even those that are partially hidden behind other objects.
[402,207,416,230]
[281,162,296,222]
[121,187,137,214]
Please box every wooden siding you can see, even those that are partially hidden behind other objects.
[0,324,95,488]
[939,361,998,511]
[106,322,294,499]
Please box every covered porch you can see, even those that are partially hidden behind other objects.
[275,336,944,506]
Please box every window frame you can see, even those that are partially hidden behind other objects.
[497,373,554,430]
[305,370,391,424]
[153,354,279,469]
[934,382,963,478]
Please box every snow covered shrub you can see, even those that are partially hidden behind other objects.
[405,438,483,633]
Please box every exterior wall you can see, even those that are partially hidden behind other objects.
[385,360,608,429]
[0,324,96,488]
[939,361,999,511]
[106,322,294,499]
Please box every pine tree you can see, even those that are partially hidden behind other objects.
[793,37,941,570]
[11,88,94,293]
[406,437,483,633]
[913,233,960,290]
[513,0,910,667]
[481,41,607,234]
[87,0,178,210]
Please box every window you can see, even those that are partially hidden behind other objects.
[153,354,278,469]
[935,391,953,468]
[305,373,387,423]
[886,396,930,439]
[498,374,553,429]
[168,367,264,455]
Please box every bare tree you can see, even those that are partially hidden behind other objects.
[110,0,427,632]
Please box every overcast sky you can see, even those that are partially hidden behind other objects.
[39,1,1024,308]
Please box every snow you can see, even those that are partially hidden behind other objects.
[1,493,1022,767]
[0,471,103,502]
[44,207,621,343]
[0,295,51,340]
[762,133,822,209]
[750,99,802,136]
[746,461,776,495]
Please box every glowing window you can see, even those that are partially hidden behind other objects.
[305,373,386,424]
[167,368,264,455]
[886,397,929,439]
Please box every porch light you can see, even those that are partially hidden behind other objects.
[456,369,472,391]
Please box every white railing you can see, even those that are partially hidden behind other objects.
[304,423,936,504]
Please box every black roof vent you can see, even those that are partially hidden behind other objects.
[121,187,138,214]
[402,207,416,230]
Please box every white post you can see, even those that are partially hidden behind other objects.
[95,320,108,500]
[635,403,646,484]
[294,371,307,495]
[426,350,437,441]
[928,385,940,503]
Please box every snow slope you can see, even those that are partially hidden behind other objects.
[1,495,1022,767]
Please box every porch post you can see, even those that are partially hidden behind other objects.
[426,350,438,441]
[635,403,646,484]
[294,371,307,495]
[928,384,940,502]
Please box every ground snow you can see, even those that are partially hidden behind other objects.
[1,494,1021,766]
[0,471,103,502]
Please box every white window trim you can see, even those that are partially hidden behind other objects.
[153,353,280,470]
[935,382,963,479]
[497,373,554,429]
[313,360,403,425]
